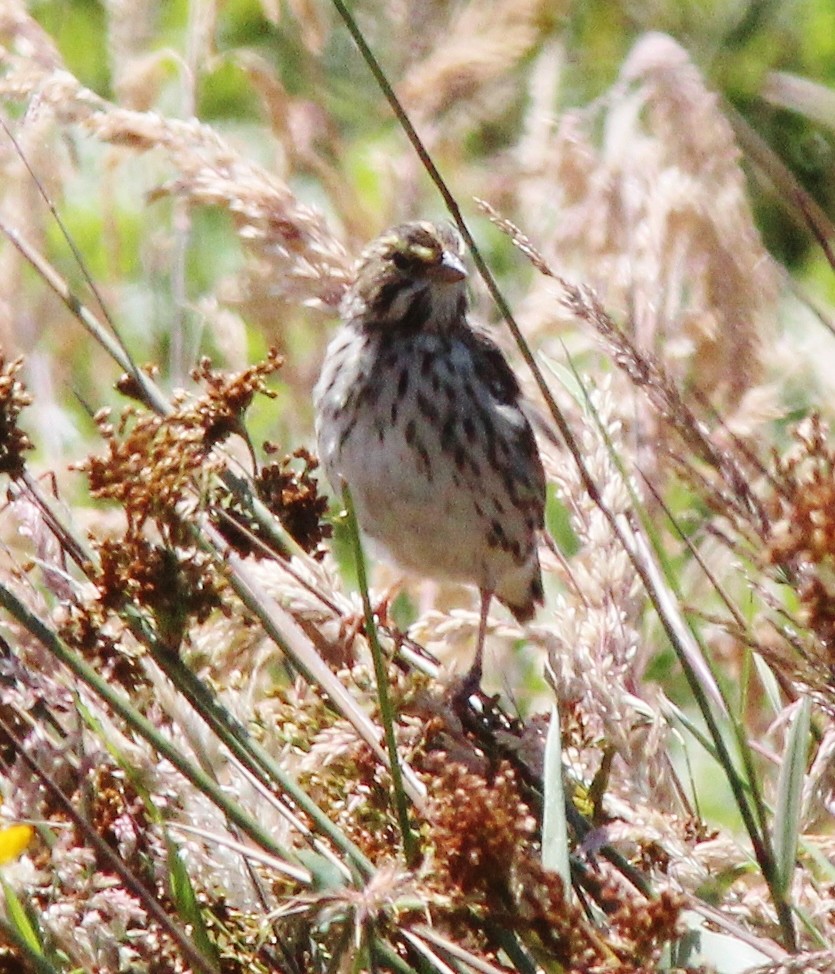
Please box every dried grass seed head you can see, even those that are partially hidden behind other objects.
[517,31,778,410]
[0,353,33,477]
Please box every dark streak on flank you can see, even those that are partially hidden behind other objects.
[440,415,456,452]
[417,392,439,424]
[338,415,357,450]
[415,440,433,480]
[397,367,409,399]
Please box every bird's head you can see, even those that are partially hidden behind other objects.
[343,221,468,333]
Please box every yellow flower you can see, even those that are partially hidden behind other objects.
[0,825,33,865]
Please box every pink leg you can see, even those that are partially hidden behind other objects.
[462,589,492,692]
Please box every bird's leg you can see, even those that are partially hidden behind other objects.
[459,589,492,695]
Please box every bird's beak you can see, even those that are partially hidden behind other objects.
[430,251,467,283]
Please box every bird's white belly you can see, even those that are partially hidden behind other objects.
[333,416,488,584]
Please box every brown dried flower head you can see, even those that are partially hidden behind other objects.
[0,354,33,478]
[766,413,835,659]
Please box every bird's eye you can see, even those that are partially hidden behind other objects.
[391,251,411,271]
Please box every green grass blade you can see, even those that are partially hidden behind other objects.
[773,696,811,898]
[541,704,570,889]
[165,834,220,968]
[1,878,44,957]
[0,910,59,974]
[342,484,419,865]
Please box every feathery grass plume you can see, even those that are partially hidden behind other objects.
[94,107,351,318]
[477,204,810,952]
[399,0,548,123]
[0,16,352,330]
[517,31,779,411]
[104,0,161,110]
[0,8,352,450]
[0,8,72,355]
[557,271,772,540]
[537,377,674,796]
[481,201,776,598]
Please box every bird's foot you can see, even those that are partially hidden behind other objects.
[449,660,485,709]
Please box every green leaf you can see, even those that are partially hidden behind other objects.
[341,484,418,865]
[541,705,570,890]
[751,653,783,716]
[1,877,44,956]
[165,836,220,968]
[774,697,812,897]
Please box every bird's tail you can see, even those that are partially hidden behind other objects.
[496,554,544,624]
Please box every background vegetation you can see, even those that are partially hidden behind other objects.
[1,0,835,971]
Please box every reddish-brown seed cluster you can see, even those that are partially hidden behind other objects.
[213,446,332,559]
[607,888,685,966]
[427,761,537,898]
[76,354,300,652]
[766,413,835,658]
[255,448,332,556]
[96,536,225,652]
[90,350,282,527]
[82,408,217,535]
[0,353,34,479]
[59,601,145,691]
[189,349,283,448]
[421,757,684,971]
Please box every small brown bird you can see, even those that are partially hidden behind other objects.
[314,221,545,690]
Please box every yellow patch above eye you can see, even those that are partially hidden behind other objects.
[410,244,437,263]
